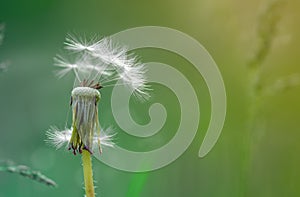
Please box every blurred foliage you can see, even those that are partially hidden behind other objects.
[0,160,56,187]
[0,23,9,73]
[247,0,283,70]
[241,0,297,196]
[0,23,4,45]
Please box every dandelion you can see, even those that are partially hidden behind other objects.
[47,34,149,197]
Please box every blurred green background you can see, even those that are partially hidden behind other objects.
[0,0,299,196]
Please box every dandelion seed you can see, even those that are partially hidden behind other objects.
[56,34,150,99]
[46,127,114,151]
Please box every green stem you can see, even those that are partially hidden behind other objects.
[82,150,95,197]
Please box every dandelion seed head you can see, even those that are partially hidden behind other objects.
[71,87,100,98]
[55,34,149,99]
[48,33,148,155]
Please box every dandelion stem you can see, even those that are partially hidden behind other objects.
[82,150,95,197]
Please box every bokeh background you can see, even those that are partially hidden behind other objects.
[0,0,299,196]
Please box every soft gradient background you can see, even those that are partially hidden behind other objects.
[0,0,299,196]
